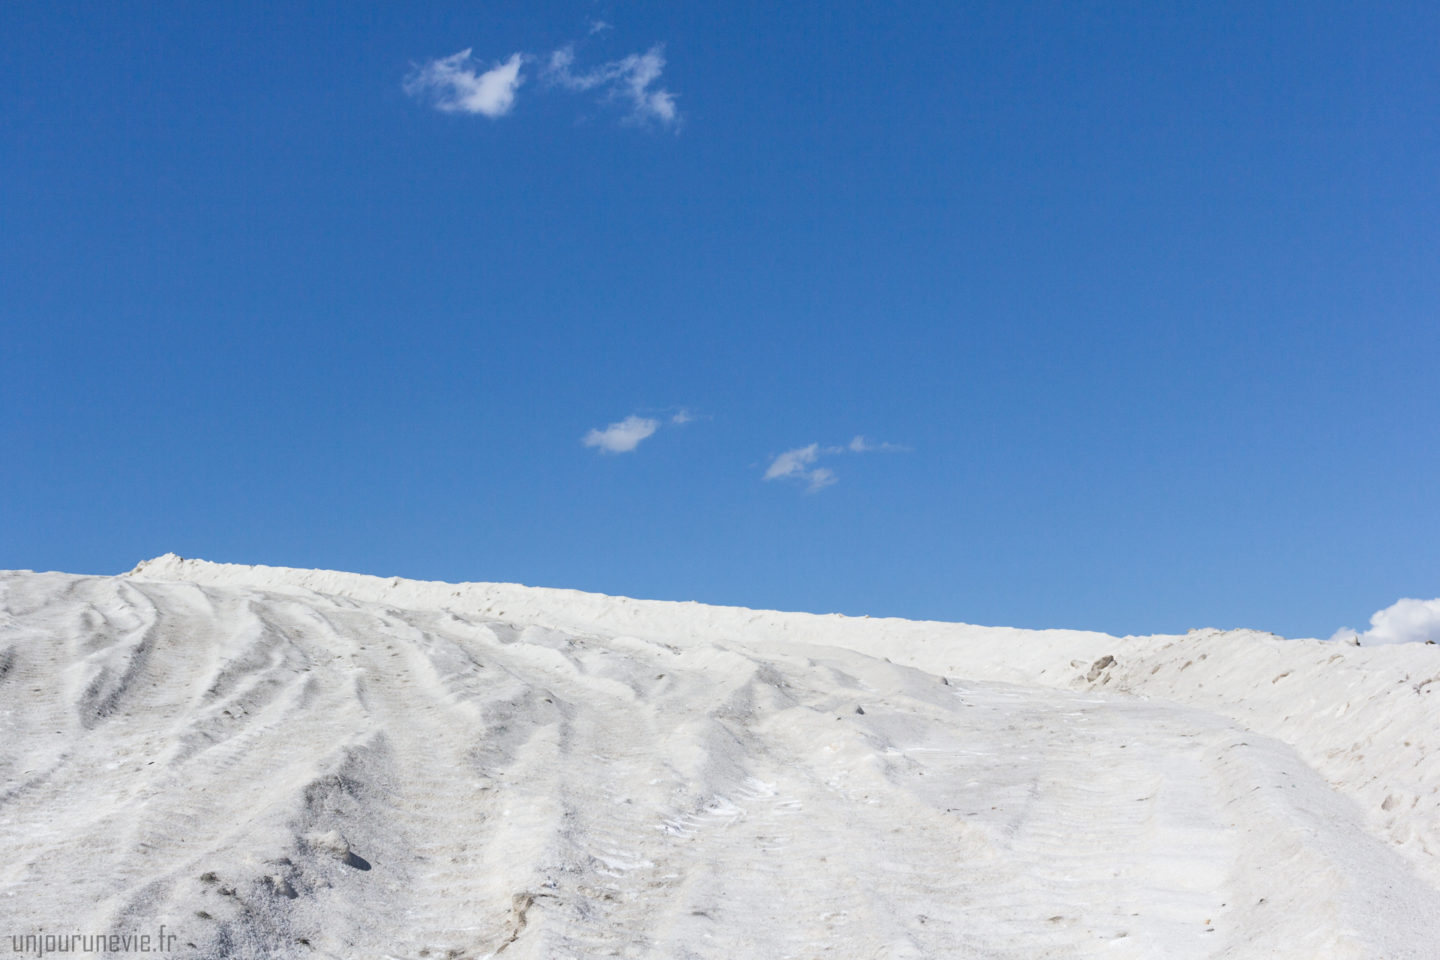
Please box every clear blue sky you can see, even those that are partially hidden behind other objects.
[3,1,1437,639]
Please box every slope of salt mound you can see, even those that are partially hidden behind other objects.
[129,553,1440,884]
[0,559,1432,959]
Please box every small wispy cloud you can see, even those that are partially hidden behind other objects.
[846,435,907,453]
[804,466,837,492]
[671,409,694,425]
[583,416,660,454]
[1330,598,1440,646]
[765,443,822,482]
[404,50,525,118]
[406,30,679,128]
[545,45,678,126]
[763,435,907,493]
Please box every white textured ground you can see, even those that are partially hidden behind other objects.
[1,556,1437,959]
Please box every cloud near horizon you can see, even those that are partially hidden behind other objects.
[407,36,679,127]
[764,435,906,493]
[1330,597,1440,646]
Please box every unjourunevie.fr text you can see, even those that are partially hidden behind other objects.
[10,927,178,957]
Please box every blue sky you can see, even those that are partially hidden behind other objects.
[3,1,1437,640]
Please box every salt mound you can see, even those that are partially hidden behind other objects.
[0,558,1436,958]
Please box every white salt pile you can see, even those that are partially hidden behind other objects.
[1,556,1436,958]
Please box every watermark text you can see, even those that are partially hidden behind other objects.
[9,925,177,957]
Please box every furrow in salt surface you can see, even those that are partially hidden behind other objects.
[0,563,1437,959]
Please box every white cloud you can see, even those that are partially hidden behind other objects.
[764,444,820,481]
[545,44,679,126]
[805,467,837,492]
[407,30,681,129]
[845,434,908,453]
[583,416,660,454]
[764,435,908,493]
[405,50,525,117]
[1330,598,1440,646]
[671,409,694,425]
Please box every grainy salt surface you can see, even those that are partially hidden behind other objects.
[1,556,1436,958]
